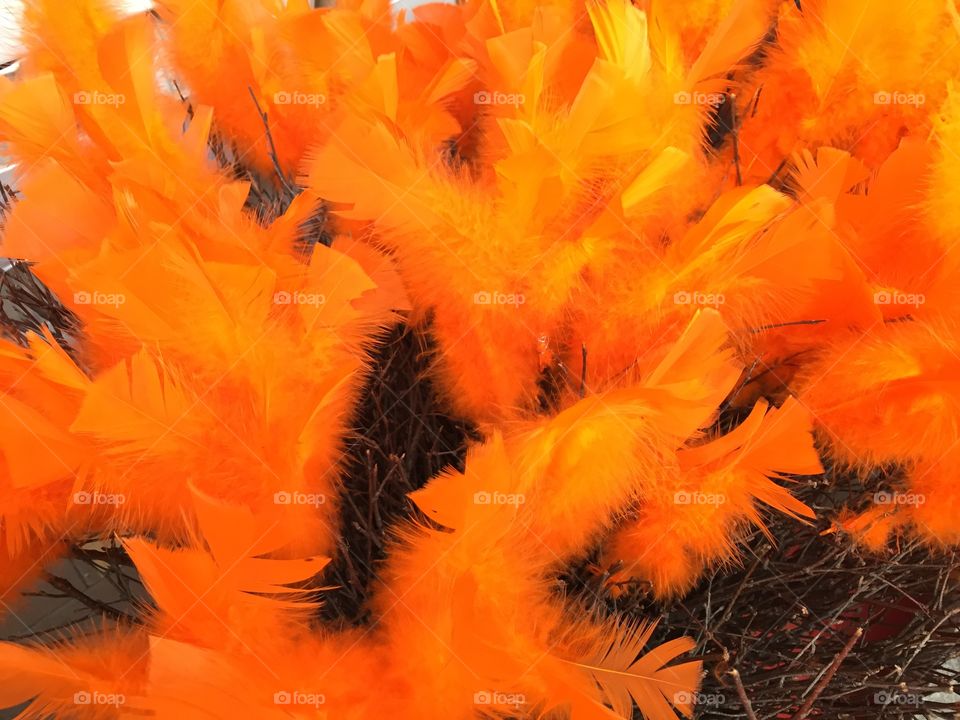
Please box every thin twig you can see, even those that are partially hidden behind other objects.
[750,85,763,118]
[579,343,587,398]
[730,669,760,720]
[729,92,743,186]
[894,606,960,681]
[247,86,297,196]
[789,627,863,720]
[41,573,141,625]
[748,319,826,334]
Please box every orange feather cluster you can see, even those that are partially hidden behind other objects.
[0,0,957,717]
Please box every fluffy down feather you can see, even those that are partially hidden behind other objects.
[605,397,821,597]
[800,321,960,468]
[738,0,960,180]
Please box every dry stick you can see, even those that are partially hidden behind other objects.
[716,554,761,629]
[247,86,298,197]
[579,343,587,398]
[935,552,954,610]
[41,572,140,625]
[789,627,864,720]
[730,668,760,720]
[729,92,743,186]
[70,545,139,599]
[895,606,960,681]
[719,356,761,413]
[748,319,826,335]
[750,86,763,118]
[336,534,365,602]
[3,618,95,642]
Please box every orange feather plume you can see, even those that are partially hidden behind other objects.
[2,0,960,716]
